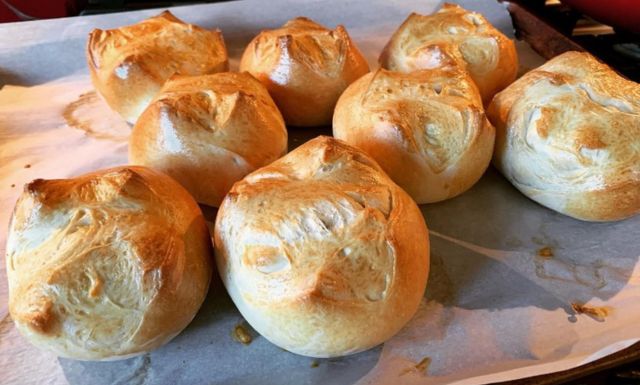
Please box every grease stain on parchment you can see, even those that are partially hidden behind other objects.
[534,257,608,291]
[431,230,613,293]
[62,91,129,141]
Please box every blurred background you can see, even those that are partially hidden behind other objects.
[11,1,636,81]
[0,0,638,35]
[0,0,231,21]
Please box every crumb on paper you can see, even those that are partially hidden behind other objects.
[310,360,319,368]
[571,302,611,321]
[415,357,431,373]
[24,164,31,169]
[232,323,252,345]
[537,246,554,258]
[400,357,431,376]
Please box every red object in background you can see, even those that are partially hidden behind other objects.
[0,0,86,22]
[561,0,640,34]
[0,1,21,22]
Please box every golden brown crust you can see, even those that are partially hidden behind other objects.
[239,17,369,127]
[214,136,429,357]
[87,11,229,123]
[129,72,288,207]
[379,3,518,103]
[6,166,213,360]
[333,67,494,203]
[488,51,640,221]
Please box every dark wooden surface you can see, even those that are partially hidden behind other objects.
[506,1,585,58]
[505,0,640,81]
[494,342,640,384]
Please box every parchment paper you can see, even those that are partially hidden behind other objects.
[1,1,639,384]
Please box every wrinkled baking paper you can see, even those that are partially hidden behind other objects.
[1,0,639,384]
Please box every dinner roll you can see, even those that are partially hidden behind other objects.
[488,51,640,221]
[6,166,212,360]
[129,72,288,207]
[333,67,494,204]
[214,136,429,357]
[87,11,228,123]
[239,17,369,127]
[379,3,517,103]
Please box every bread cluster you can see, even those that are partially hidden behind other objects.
[488,51,640,221]
[6,167,212,360]
[10,10,428,361]
[8,1,640,366]
[334,3,507,203]
[129,72,288,207]
[87,11,229,123]
[214,136,429,357]
[380,3,518,103]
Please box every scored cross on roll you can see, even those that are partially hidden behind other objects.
[488,51,640,221]
[333,67,495,204]
[5,167,213,360]
[87,11,229,123]
[214,136,430,357]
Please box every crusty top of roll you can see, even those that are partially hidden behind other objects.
[239,17,369,126]
[87,11,228,123]
[129,72,288,207]
[243,17,353,78]
[488,51,640,221]
[6,166,212,360]
[336,67,484,173]
[333,67,494,203]
[379,3,517,103]
[214,136,429,357]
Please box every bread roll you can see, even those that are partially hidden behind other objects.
[488,51,640,221]
[333,67,494,204]
[239,17,369,127]
[129,72,288,207]
[6,166,212,360]
[379,3,517,103]
[214,136,429,357]
[87,11,228,123]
